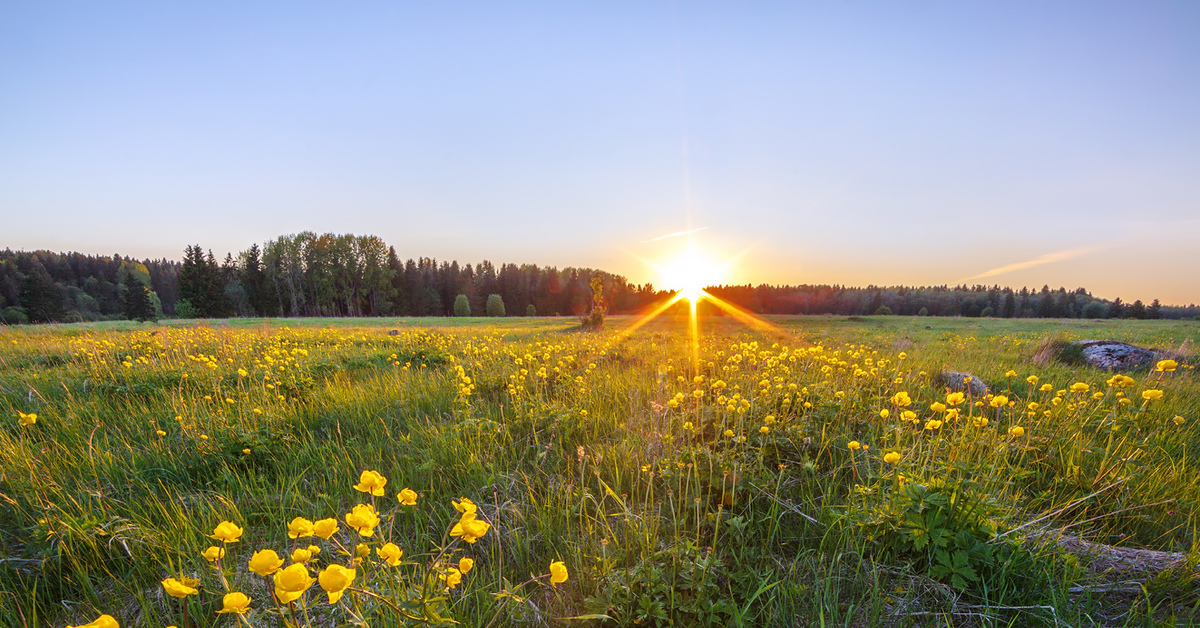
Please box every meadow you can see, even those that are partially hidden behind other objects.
[1,314,1198,627]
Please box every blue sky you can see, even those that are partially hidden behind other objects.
[2,2,1198,303]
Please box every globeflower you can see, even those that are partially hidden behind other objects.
[891,392,912,407]
[291,548,313,564]
[1069,382,1090,394]
[1026,375,1039,385]
[377,542,403,566]
[217,592,251,614]
[1009,426,1025,438]
[318,564,356,604]
[161,577,199,598]
[397,488,418,506]
[273,563,314,604]
[210,521,244,544]
[201,546,225,562]
[1142,389,1164,401]
[883,452,901,464]
[989,395,1008,408]
[17,412,37,426]
[459,557,475,573]
[353,470,388,496]
[930,402,946,413]
[451,515,491,544]
[346,504,381,536]
[452,497,478,516]
[313,518,339,539]
[924,419,942,431]
[67,614,118,628]
[1005,370,1018,378]
[287,517,314,539]
[1155,359,1178,372]
[444,567,463,589]
[549,560,569,586]
[847,440,861,451]
[946,392,965,406]
[248,549,284,576]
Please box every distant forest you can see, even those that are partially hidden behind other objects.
[1,232,1197,324]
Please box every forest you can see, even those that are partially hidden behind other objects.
[1,232,1196,324]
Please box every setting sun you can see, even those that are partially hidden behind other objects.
[655,245,725,302]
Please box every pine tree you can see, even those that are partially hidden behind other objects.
[124,275,157,322]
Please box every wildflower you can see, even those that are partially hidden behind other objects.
[1155,359,1178,372]
[247,549,284,576]
[67,615,119,628]
[345,504,381,537]
[989,395,1008,408]
[1040,383,1053,392]
[202,546,225,562]
[879,409,890,419]
[210,521,244,543]
[972,416,988,427]
[549,560,569,586]
[273,563,314,604]
[891,392,912,407]
[161,576,199,598]
[1009,426,1025,438]
[1173,416,1186,426]
[924,419,942,431]
[156,430,166,437]
[1069,382,1089,393]
[288,517,314,539]
[17,412,37,426]
[759,426,769,435]
[724,429,735,438]
[1026,375,1039,385]
[1142,390,1164,401]
[217,592,251,614]
[242,448,251,455]
[313,518,339,539]
[451,514,491,544]
[291,547,313,564]
[353,470,388,496]
[930,402,946,413]
[901,410,917,422]
[682,421,694,431]
[452,497,478,516]
[946,392,965,406]
[378,542,403,566]
[459,557,475,574]
[883,452,901,464]
[1005,370,1018,378]
[318,564,356,603]
[397,488,418,506]
[847,440,861,450]
[1027,402,1039,411]
[356,543,370,558]
[444,567,463,589]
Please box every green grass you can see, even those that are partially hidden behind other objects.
[1,315,1198,627]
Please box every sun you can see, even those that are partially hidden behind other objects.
[656,245,724,302]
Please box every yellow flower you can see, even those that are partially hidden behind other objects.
[946,392,965,406]
[891,392,912,407]
[1155,359,1178,372]
[1026,375,1039,385]
[17,412,37,426]
[156,430,166,437]
[355,543,370,558]
[549,560,569,586]
[883,452,901,464]
[1009,426,1025,438]
[1142,389,1164,401]
[318,564,356,604]
[989,395,1008,408]
[313,518,339,539]
[444,567,463,589]
[67,615,119,628]
[161,576,199,598]
[682,421,694,431]
[345,504,380,537]
[451,515,491,544]
[353,470,388,496]
[1027,402,1039,411]
[202,546,225,562]
[397,488,418,506]
[217,592,251,614]
[288,517,314,539]
[273,563,314,604]
[210,521,244,543]
[723,429,735,438]
[378,542,403,566]
[1173,416,1186,426]
[930,402,946,413]
[452,497,478,516]
[459,557,475,574]
[879,409,890,419]
[924,419,943,431]
[248,549,284,576]
[759,426,769,435]
[1039,383,1053,392]
[242,448,251,455]
[847,440,861,451]
[291,547,313,564]
[1069,382,1090,393]
[1005,370,1018,378]
[972,416,988,427]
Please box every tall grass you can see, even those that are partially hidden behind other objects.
[1,315,1197,627]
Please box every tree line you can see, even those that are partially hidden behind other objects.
[2,235,1198,324]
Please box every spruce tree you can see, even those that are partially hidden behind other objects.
[124,276,156,322]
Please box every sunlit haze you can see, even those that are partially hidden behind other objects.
[2,2,1198,304]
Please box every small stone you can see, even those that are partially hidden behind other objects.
[938,371,988,397]
[388,329,399,336]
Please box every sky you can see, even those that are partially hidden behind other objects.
[2,1,1198,304]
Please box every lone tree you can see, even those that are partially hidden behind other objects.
[583,275,606,329]
[485,294,506,317]
[124,276,157,322]
[454,294,471,317]
[526,304,536,317]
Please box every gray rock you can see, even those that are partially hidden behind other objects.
[1074,340,1166,371]
[938,371,988,397]
[388,329,399,336]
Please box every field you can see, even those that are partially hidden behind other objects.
[1,314,1198,627]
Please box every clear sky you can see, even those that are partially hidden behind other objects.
[2,2,1198,304]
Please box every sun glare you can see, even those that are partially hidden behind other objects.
[658,246,723,302]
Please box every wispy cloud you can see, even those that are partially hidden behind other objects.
[643,227,707,243]
[958,245,1102,282]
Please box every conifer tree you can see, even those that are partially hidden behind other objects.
[123,275,156,322]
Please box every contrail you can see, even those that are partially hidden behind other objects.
[959,245,1101,282]
[643,227,707,243]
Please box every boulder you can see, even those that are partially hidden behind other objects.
[1074,340,1165,371]
[388,329,399,336]
[938,371,988,397]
